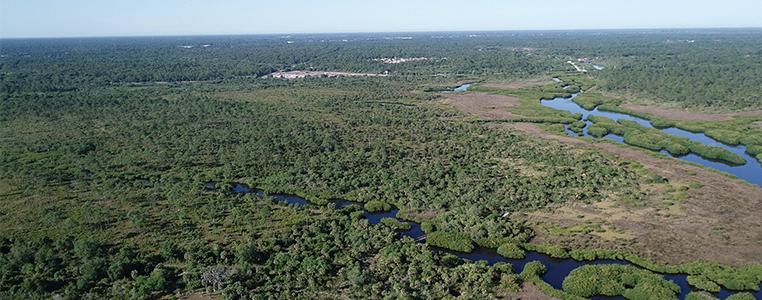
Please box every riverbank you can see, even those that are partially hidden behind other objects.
[226,182,762,300]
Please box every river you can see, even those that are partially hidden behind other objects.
[226,182,761,300]
[540,93,762,188]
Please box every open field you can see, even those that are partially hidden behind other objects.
[445,92,521,120]
[620,103,762,122]
[481,77,556,90]
[488,122,762,266]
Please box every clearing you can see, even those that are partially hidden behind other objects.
[620,103,762,121]
[481,77,556,90]
[503,122,762,266]
[444,93,521,120]
[445,85,762,266]
[265,70,388,79]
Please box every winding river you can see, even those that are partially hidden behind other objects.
[540,93,762,188]
[214,82,762,299]
[224,183,761,300]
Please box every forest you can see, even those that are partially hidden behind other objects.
[2,30,762,299]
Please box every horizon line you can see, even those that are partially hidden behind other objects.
[3,26,762,40]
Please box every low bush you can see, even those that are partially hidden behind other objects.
[426,231,474,253]
[568,121,587,135]
[497,243,525,259]
[623,131,663,151]
[363,200,392,212]
[519,261,547,280]
[525,243,568,259]
[562,265,679,299]
[726,293,756,300]
[686,291,718,300]
[687,275,721,292]
[688,143,746,165]
[651,118,676,129]
[746,145,762,156]
[705,129,742,145]
[587,124,609,138]
[379,217,411,231]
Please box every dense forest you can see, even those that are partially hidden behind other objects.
[2,30,762,299]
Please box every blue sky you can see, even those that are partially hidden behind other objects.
[1,0,761,38]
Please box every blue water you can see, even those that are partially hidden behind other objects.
[226,183,762,299]
[231,183,265,197]
[541,94,762,188]
[453,83,471,92]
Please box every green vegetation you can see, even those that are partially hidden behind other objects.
[686,275,721,292]
[562,265,680,299]
[520,245,762,293]
[363,200,392,212]
[573,92,612,110]
[2,30,762,298]
[379,217,412,231]
[524,243,569,259]
[519,261,548,280]
[686,291,718,300]
[568,120,587,135]
[497,243,526,259]
[670,119,762,161]
[427,231,475,253]
[587,124,610,138]
[727,293,756,300]
[594,35,762,110]
[588,116,746,164]
[479,76,752,165]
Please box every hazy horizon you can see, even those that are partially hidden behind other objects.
[2,0,762,39]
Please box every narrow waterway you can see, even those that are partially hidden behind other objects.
[225,182,762,300]
[540,93,762,188]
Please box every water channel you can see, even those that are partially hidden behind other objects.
[540,93,762,188]
[223,182,761,299]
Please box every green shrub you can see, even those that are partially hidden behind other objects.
[686,291,718,300]
[573,94,606,110]
[726,293,756,300]
[380,217,412,231]
[562,265,679,299]
[544,123,566,134]
[426,231,474,253]
[705,129,742,145]
[681,261,762,291]
[519,261,547,280]
[687,275,721,292]
[497,243,525,259]
[688,143,746,165]
[134,265,174,297]
[623,131,663,151]
[420,221,435,233]
[525,243,568,258]
[363,200,392,212]
[660,138,691,156]
[587,124,609,138]
[568,121,586,135]
[740,133,762,147]
[746,145,762,156]
[651,118,676,129]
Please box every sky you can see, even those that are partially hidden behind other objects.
[1,0,762,38]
